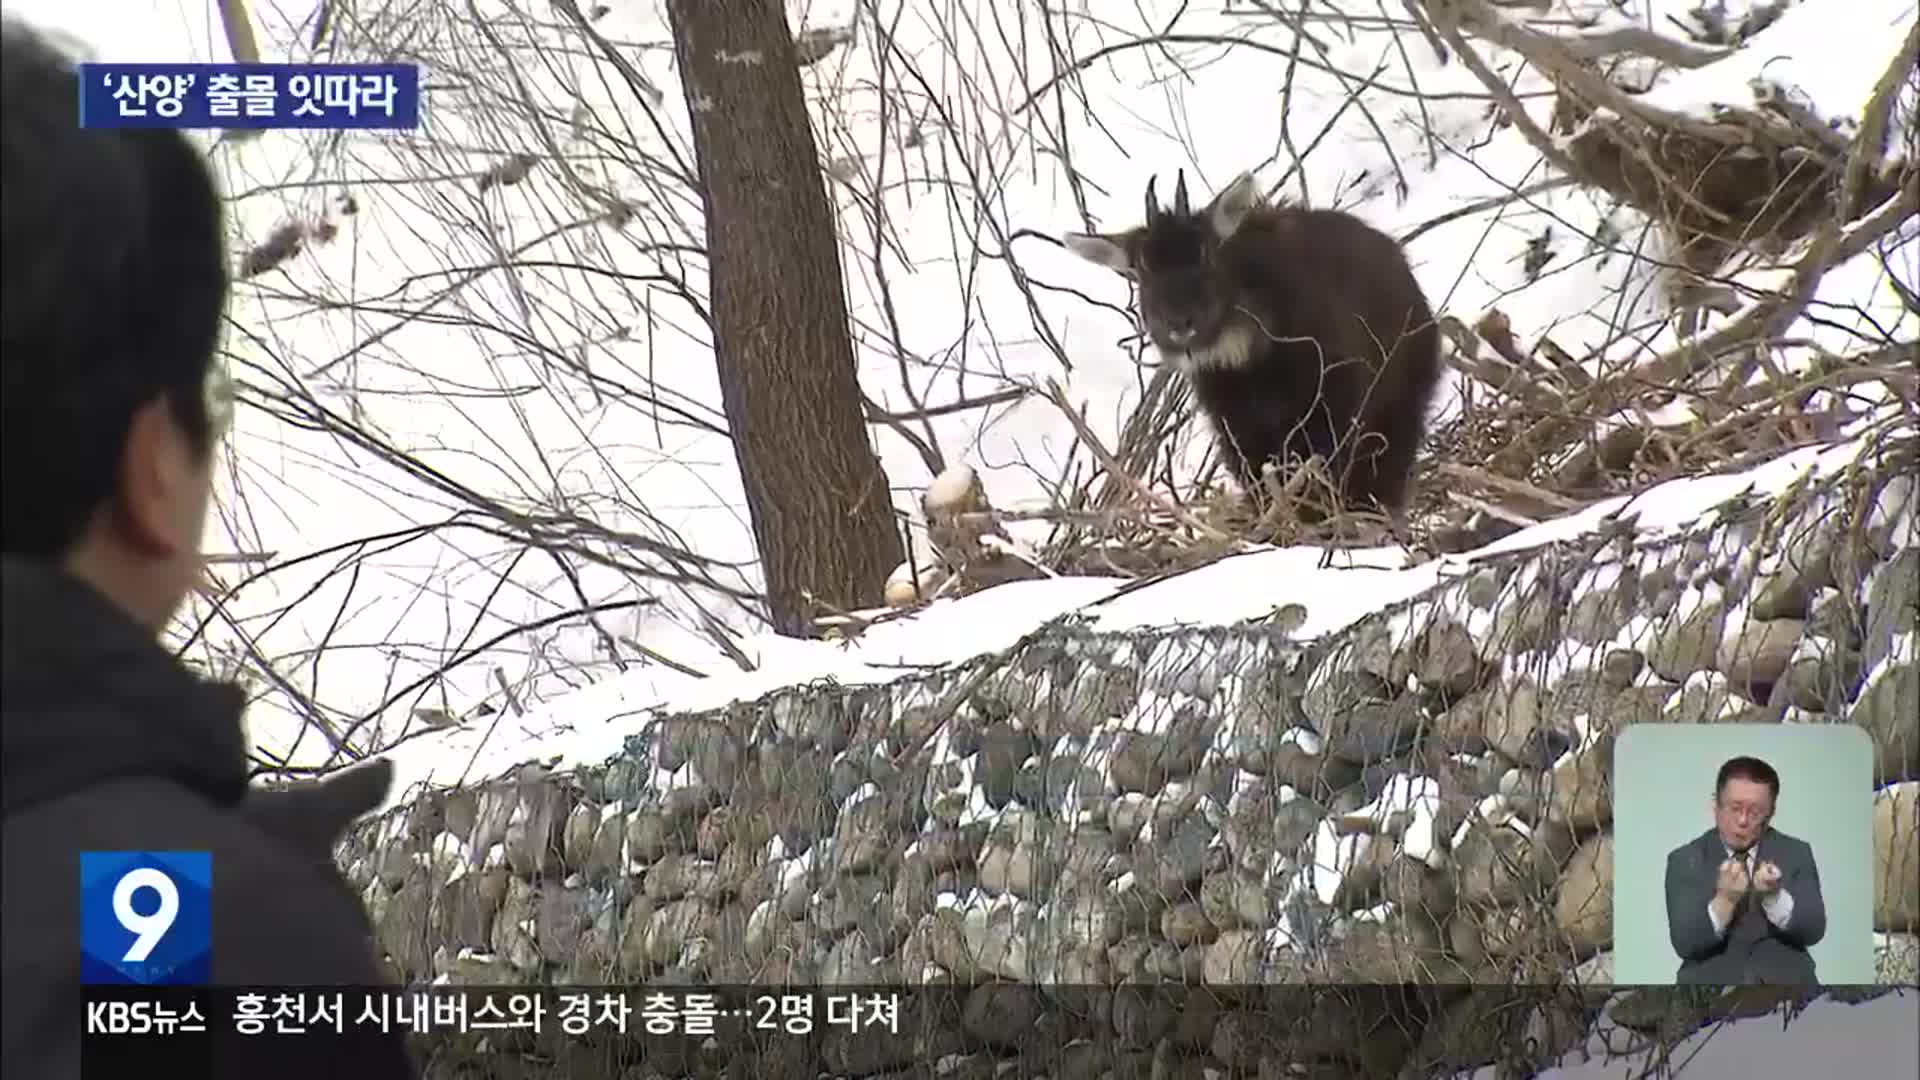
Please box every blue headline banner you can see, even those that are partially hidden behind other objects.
[76,63,420,130]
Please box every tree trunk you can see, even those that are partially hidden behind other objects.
[664,0,903,637]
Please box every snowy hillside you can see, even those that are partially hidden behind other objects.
[365,429,1912,804]
[4,0,1912,780]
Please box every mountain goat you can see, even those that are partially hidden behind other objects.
[1064,170,1443,527]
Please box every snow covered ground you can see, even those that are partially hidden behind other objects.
[1471,988,1919,1080]
[359,420,1909,807]
[4,0,1913,785]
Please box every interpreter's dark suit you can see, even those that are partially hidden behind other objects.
[1663,825,1827,985]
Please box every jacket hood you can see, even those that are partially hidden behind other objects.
[1,557,250,815]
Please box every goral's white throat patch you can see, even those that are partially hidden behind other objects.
[1164,319,1258,372]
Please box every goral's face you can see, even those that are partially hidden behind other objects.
[1135,219,1231,356]
[1141,268,1232,355]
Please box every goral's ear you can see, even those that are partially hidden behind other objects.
[1063,232,1135,276]
[1206,172,1260,241]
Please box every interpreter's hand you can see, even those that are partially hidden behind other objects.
[1752,860,1783,894]
[1716,857,1752,902]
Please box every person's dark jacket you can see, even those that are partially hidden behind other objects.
[1664,824,1827,985]
[1,557,417,1078]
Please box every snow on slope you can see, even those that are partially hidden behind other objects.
[370,415,1905,812]
[235,0,1920,768]
[5,0,1909,774]
[1632,0,1916,125]
[1464,988,1919,1080]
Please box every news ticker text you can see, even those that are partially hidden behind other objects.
[76,63,421,129]
[80,983,1908,1080]
[85,986,903,1040]
[87,982,1900,1050]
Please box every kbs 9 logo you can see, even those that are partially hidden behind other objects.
[79,852,212,985]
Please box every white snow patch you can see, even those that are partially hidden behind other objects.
[1461,603,1500,658]
[1452,795,1516,853]
[841,781,882,817]
[1262,923,1295,953]
[1121,691,1177,736]
[1083,546,1441,638]
[1570,712,1596,753]
[1071,734,1120,800]
[777,848,815,893]
[1574,562,1625,598]
[1863,631,1920,691]
[1634,0,1918,136]
[1353,902,1396,924]
[1354,775,1447,870]
[927,724,963,768]
[1280,727,1323,756]
[1610,614,1660,659]
[1671,580,1728,628]
[945,785,992,828]
[1309,822,1371,907]
[1869,473,1919,547]
[1227,769,1268,819]
[923,463,978,514]
[372,577,1118,812]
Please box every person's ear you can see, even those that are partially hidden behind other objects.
[113,396,200,558]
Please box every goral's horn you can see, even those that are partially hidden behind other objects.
[1173,169,1190,216]
[1144,175,1160,224]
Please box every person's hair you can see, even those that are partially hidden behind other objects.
[1715,755,1781,802]
[1,17,229,559]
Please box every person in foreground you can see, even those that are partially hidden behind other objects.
[0,18,414,1078]
[1663,755,1827,984]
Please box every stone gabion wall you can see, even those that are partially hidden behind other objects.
[336,448,1919,1078]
